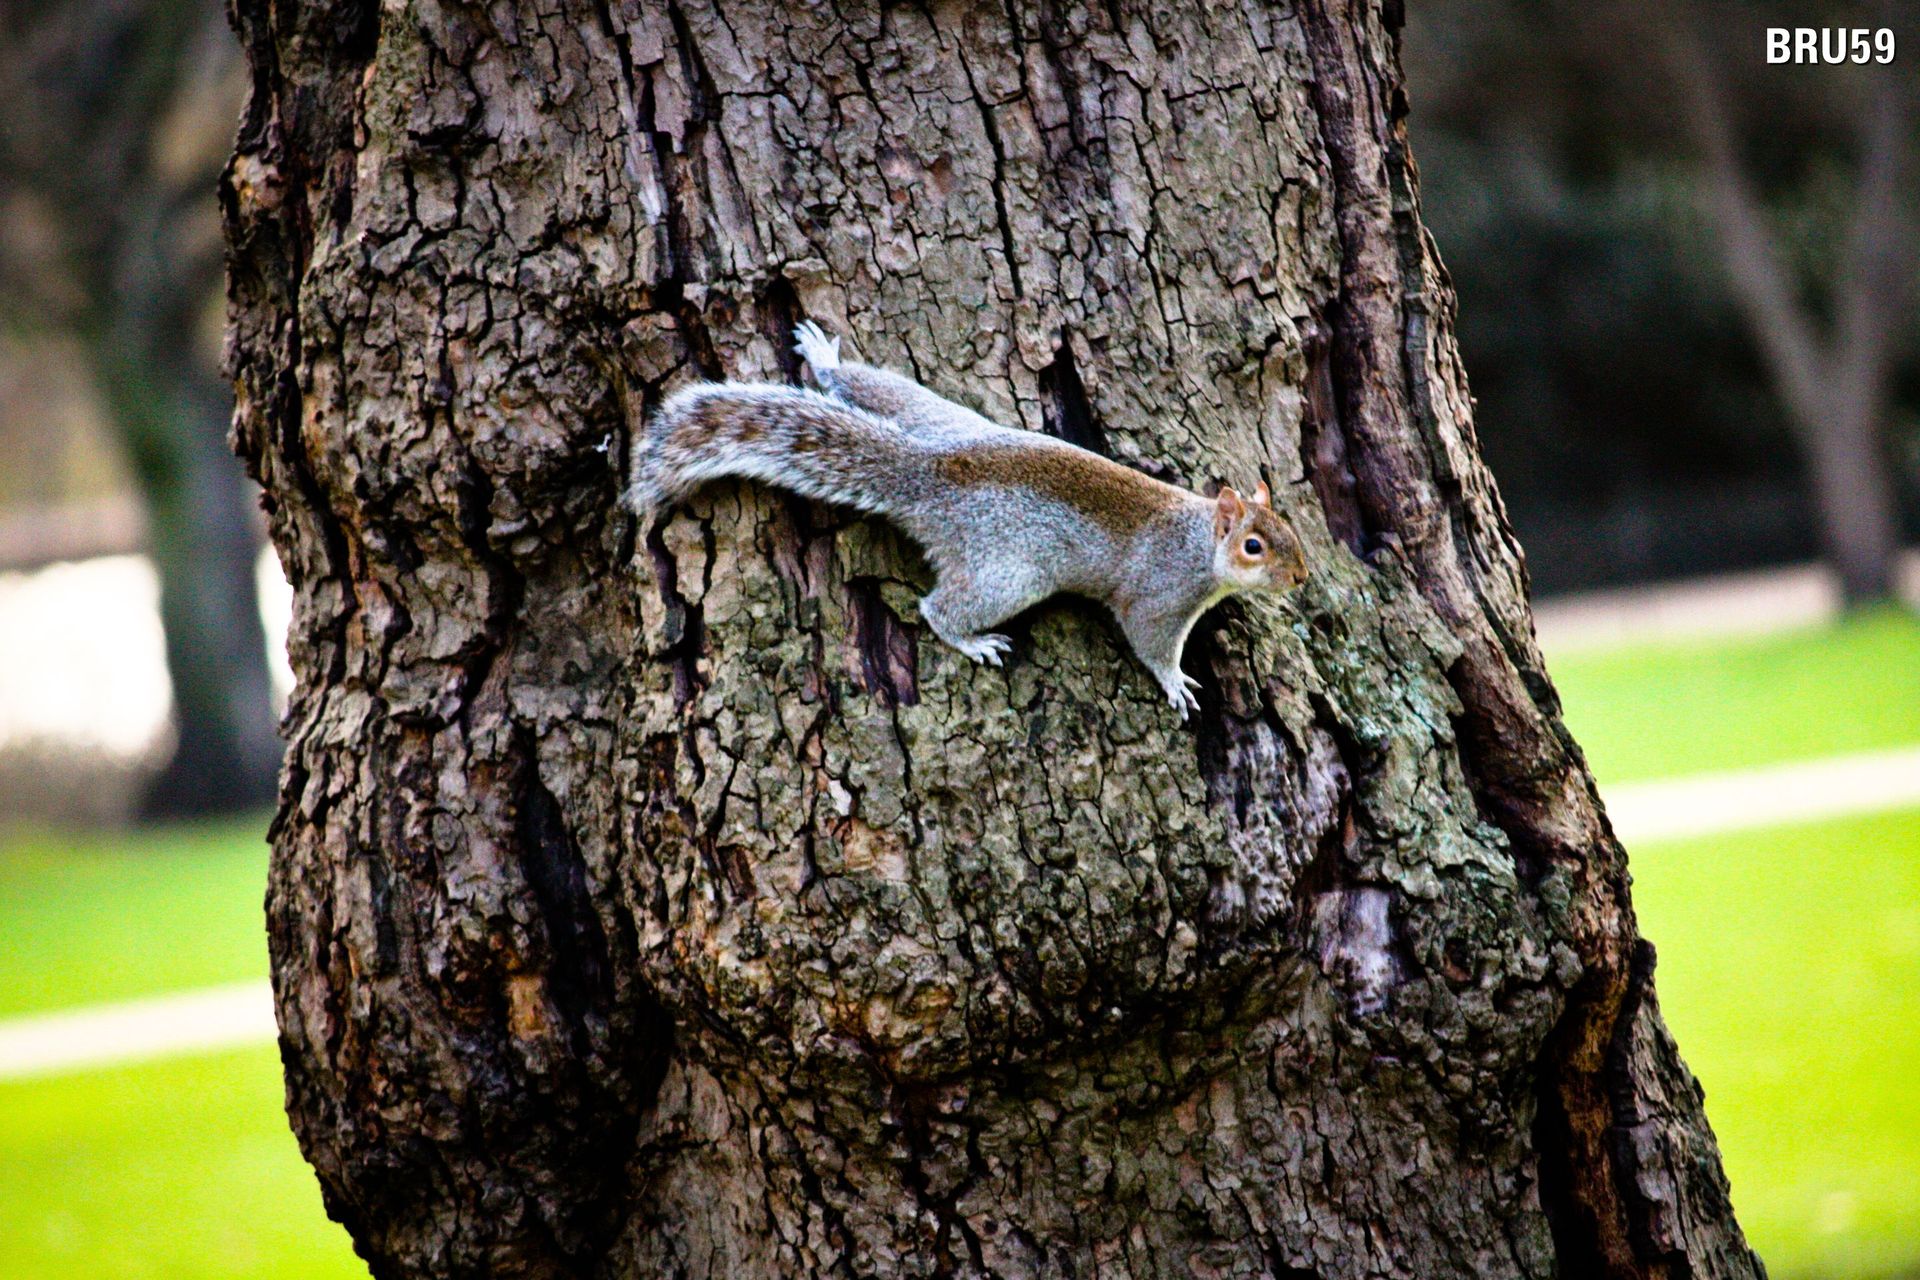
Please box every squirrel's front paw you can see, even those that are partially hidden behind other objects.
[952,633,1012,668]
[1160,672,1202,721]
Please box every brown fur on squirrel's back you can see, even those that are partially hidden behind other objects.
[933,441,1191,537]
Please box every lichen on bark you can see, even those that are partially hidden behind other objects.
[224,0,1762,1276]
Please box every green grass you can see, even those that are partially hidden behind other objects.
[0,819,363,1278]
[1632,807,1920,1279]
[0,820,272,1018]
[1550,606,1920,784]
[0,1046,367,1279]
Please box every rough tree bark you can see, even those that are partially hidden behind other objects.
[225,1,1761,1276]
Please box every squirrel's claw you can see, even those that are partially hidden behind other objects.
[792,321,842,372]
[950,632,1012,667]
[1161,672,1202,721]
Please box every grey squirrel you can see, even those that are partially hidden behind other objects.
[626,322,1308,719]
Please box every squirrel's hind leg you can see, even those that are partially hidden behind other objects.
[918,569,1046,669]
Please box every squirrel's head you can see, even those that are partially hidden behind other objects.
[1212,482,1308,593]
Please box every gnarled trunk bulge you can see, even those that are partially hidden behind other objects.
[224,1,1759,1277]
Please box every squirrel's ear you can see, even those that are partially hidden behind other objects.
[1252,479,1272,508]
[1214,487,1245,538]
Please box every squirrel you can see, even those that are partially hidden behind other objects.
[626,322,1308,719]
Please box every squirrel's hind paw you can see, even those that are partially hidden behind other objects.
[793,321,842,372]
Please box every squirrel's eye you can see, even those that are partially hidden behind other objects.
[1243,537,1264,557]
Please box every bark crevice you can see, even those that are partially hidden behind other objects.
[1037,329,1109,457]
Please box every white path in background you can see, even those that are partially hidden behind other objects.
[0,980,275,1083]
[0,550,292,753]
[1534,548,1920,653]
[4,745,1919,1082]
[1602,743,1920,847]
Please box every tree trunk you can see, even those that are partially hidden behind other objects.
[1658,14,1914,609]
[106,5,281,819]
[224,2,1761,1277]
[96,309,281,818]
[1802,407,1901,606]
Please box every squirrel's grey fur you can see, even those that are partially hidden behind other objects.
[626,322,1307,719]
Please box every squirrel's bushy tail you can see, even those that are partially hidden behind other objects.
[626,383,912,526]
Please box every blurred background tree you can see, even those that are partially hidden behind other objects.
[0,0,275,815]
[1406,0,1918,600]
